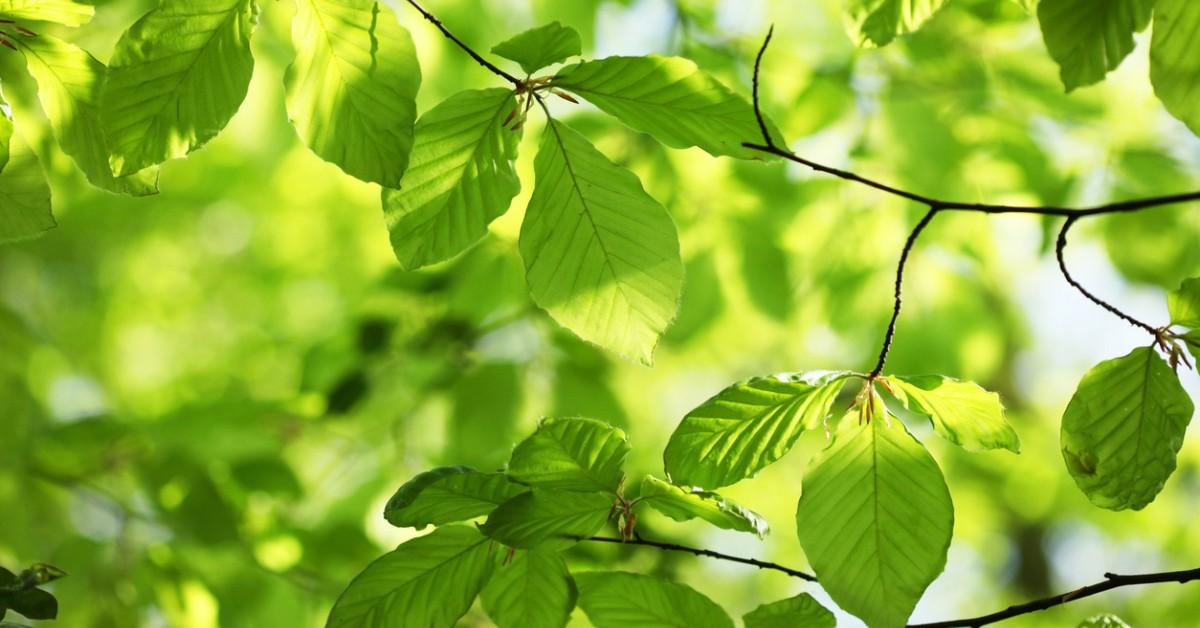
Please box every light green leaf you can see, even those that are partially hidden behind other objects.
[507,417,630,493]
[743,593,835,628]
[0,134,54,243]
[886,374,1021,453]
[663,371,851,489]
[637,475,768,537]
[0,0,93,26]
[796,398,954,628]
[1078,614,1132,628]
[1151,0,1200,134]
[552,56,769,159]
[491,22,581,74]
[481,549,576,628]
[1167,278,1200,328]
[521,119,681,364]
[101,0,258,175]
[16,34,158,196]
[0,82,11,173]
[480,489,613,549]
[285,0,420,187]
[844,0,951,47]
[382,88,521,269]
[575,571,734,628]
[325,525,499,628]
[383,466,526,530]
[1061,346,1193,510]
[1037,0,1154,91]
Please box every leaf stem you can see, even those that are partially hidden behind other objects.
[402,0,521,86]
[1055,215,1158,337]
[582,535,817,581]
[869,206,939,378]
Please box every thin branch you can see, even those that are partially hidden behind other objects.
[750,24,775,147]
[870,206,940,377]
[909,566,1200,628]
[403,0,521,85]
[1055,216,1158,337]
[582,535,817,582]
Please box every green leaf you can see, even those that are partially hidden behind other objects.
[16,34,159,196]
[886,375,1021,453]
[1168,277,1200,328]
[637,475,768,537]
[0,134,54,243]
[1078,614,1132,628]
[481,549,577,628]
[1061,346,1193,510]
[574,571,734,628]
[662,371,851,489]
[1037,0,1154,91]
[507,416,630,492]
[1151,0,1200,134]
[0,588,56,621]
[552,56,770,159]
[285,0,421,187]
[384,466,526,530]
[480,489,613,549]
[0,83,11,173]
[0,0,93,26]
[382,88,521,269]
[844,0,951,47]
[491,22,582,74]
[521,119,682,364]
[795,398,954,628]
[1184,330,1200,364]
[101,0,258,175]
[325,525,499,628]
[742,593,835,628]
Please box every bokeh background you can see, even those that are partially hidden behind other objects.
[2,0,1199,626]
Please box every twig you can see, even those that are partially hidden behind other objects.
[909,567,1200,628]
[583,535,817,582]
[870,206,940,378]
[1055,216,1158,337]
[403,0,521,85]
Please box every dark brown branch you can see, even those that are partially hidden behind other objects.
[1055,216,1158,337]
[403,0,521,85]
[910,566,1200,628]
[870,206,939,377]
[750,24,774,146]
[582,535,817,582]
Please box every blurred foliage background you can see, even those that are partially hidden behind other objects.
[2,0,1199,626]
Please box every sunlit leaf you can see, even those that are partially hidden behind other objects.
[480,489,613,549]
[0,133,54,243]
[1168,277,1200,327]
[491,22,581,74]
[1150,0,1200,135]
[637,475,768,537]
[0,0,92,26]
[886,374,1021,453]
[1037,0,1153,91]
[482,549,576,628]
[384,466,526,530]
[1061,346,1193,510]
[844,0,951,47]
[742,593,835,628]
[0,83,10,173]
[574,571,734,628]
[1078,614,1132,628]
[507,417,629,492]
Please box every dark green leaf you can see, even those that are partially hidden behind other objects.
[742,593,835,628]
[384,466,526,529]
[574,571,733,628]
[482,549,576,628]
[480,489,613,549]
[1038,0,1154,91]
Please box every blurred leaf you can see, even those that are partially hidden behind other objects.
[1168,277,1200,327]
[637,475,768,537]
[1149,0,1200,135]
[1037,0,1153,91]
[482,549,576,628]
[887,375,1021,453]
[664,248,724,344]
[738,216,793,322]
[507,417,629,493]
[845,0,950,47]
[491,22,582,74]
[1078,614,1132,628]
[447,362,522,468]
[230,457,302,498]
[0,0,93,26]
[574,571,733,628]
[742,593,835,628]
[384,466,525,529]
[480,489,612,549]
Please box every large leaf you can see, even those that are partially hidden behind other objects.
[1037,0,1154,91]
[886,375,1021,453]
[506,416,630,493]
[662,371,851,489]
[574,571,733,628]
[383,466,526,530]
[16,35,159,195]
[1061,346,1194,510]
[637,475,768,537]
[491,22,581,74]
[795,399,954,628]
[0,0,92,26]
[481,549,577,628]
[325,525,498,628]
[382,88,521,269]
[1168,277,1200,327]
[480,489,613,549]
[1151,0,1200,134]
[0,134,54,243]
[285,0,420,187]
[552,56,768,159]
[844,0,952,47]
[101,0,258,175]
[742,593,835,628]
[521,119,682,364]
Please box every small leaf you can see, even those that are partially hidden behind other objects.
[521,119,682,364]
[637,475,768,537]
[480,489,613,549]
[0,134,54,244]
[1037,0,1154,91]
[491,22,581,75]
[574,571,734,628]
[325,525,499,628]
[1151,0,1200,135]
[1061,346,1193,510]
[795,397,953,628]
[482,549,577,628]
[743,593,835,628]
[844,0,951,47]
[1183,330,1200,364]
[663,371,851,489]
[1167,277,1200,328]
[285,0,421,187]
[382,88,521,269]
[1078,614,1132,628]
[552,55,772,159]
[0,0,93,26]
[507,417,630,493]
[886,374,1021,453]
[384,466,526,530]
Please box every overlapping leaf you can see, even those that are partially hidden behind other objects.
[1150,0,1200,134]
[480,489,613,549]
[0,0,92,26]
[574,571,734,628]
[1038,0,1154,91]
[638,475,768,537]
[886,374,1020,453]
[482,549,577,628]
[0,133,54,243]
[492,22,581,74]
[844,0,951,47]
[506,417,630,492]
[384,466,526,529]
[743,593,835,628]
[1168,277,1200,327]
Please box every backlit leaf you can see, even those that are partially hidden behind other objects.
[637,475,768,537]
[506,417,630,493]
[0,0,92,26]
[886,374,1021,453]
[482,549,576,628]
[574,571,734,628]
[1037,0,1154,91]
[0,133,54,243]
[384,466,526,530]
[1150,0,1200,135]
[480,489,613,549]
[742,593,835,628]
[491,22,581,74]
[1167,277,1200,328]
[844,0,951,47]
